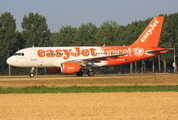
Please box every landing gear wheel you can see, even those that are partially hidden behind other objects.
[30,67,35,77]
[88,71,95,76]
[76,71,83,76]
[30,73,34,77]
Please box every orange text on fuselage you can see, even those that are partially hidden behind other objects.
[37,47,145,60]
[37,48,97,60]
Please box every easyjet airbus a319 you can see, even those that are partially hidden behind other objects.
[7,16,169,77]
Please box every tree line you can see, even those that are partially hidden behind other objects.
[0,11,178,75]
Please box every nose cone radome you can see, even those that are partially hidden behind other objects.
[6,57,14,66]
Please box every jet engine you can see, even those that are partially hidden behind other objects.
[61,62,80,74]
[44,67,61,74]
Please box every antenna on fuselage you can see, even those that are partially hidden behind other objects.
[32,45,35,48]
[103,44,105,46]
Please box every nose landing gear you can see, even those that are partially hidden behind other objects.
[29,67,35,77]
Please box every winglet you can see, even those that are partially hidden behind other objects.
[130,16,164,48]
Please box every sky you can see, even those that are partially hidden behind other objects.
[1,0,178,32]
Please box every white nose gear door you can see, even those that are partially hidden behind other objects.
[31,49,37,61]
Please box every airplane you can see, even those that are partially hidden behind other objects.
[6,16,169,77]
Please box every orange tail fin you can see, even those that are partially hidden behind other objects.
[130,16,164,48]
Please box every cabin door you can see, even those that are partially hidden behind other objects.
[31,49,37,61]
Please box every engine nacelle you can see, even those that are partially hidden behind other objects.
[61,62,80,74]
[44,67,61,74]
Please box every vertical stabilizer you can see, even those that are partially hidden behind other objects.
[130,16,164,47]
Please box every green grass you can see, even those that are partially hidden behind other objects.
[0,85,178,94]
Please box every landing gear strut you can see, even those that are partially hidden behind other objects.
[29,67,35,77]
[76,70,83,76]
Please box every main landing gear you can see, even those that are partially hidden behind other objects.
[29,67,35,77]
[76,70,95,76]
[87,68,95,76]
[87,71,95,76]
[76,70,83,76]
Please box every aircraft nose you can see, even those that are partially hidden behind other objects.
[6,57,14,65]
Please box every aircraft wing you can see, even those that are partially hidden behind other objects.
[65,52,128,66]
[83,52,127,60]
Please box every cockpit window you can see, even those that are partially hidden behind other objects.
[14,53,24,56]
[14,53,18,56]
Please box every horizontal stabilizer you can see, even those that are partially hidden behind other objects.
[146,48,173,53]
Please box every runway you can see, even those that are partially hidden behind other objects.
[0,74,178,88]
[0,73,172,79]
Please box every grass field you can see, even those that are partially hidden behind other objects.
[0,85,178,94]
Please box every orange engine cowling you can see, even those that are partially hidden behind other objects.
[45,67,61,74]
[61,62,80,74]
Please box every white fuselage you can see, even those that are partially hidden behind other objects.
[6,46,112,68]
